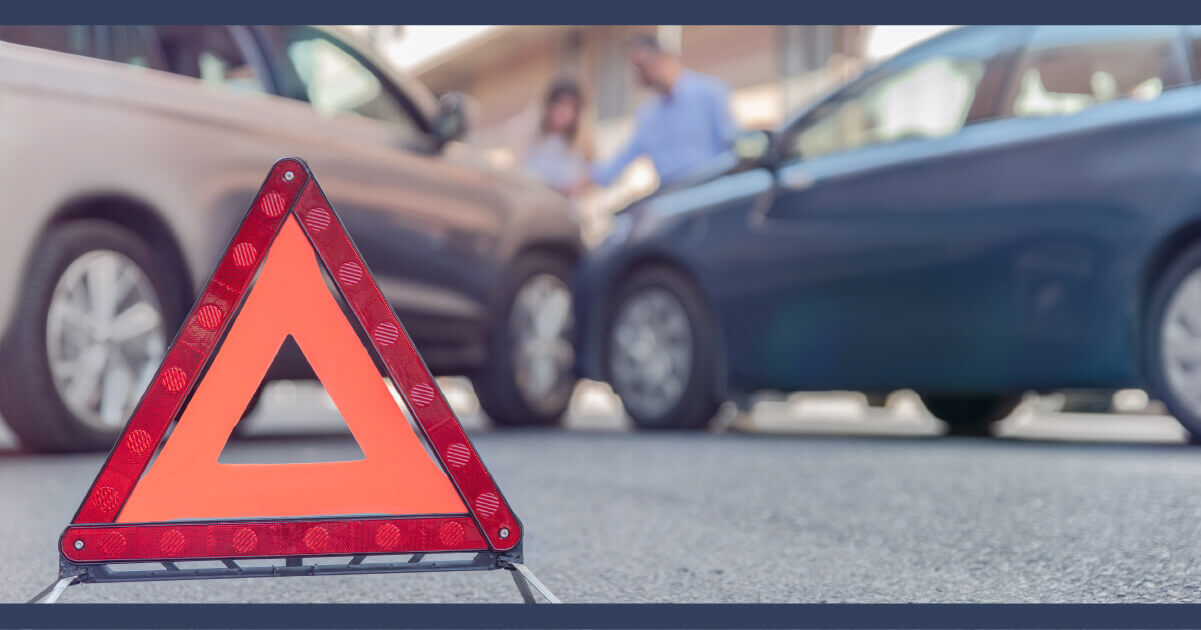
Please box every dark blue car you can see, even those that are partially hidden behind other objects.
[576,25,1201,438]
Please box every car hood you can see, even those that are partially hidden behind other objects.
[643,151,744,201]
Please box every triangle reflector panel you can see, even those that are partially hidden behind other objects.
[120,218,464,522]
[61,158,522,564]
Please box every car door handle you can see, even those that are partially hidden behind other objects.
[779,168,815,192]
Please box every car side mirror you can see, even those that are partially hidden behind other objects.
[432,92,473,146]
[733,129,773,166]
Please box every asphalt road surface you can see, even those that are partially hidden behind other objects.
[2,382,1201,603]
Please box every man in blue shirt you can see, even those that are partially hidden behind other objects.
[590,34,739,188]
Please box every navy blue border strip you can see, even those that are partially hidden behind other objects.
[4,0,1201,25]
[5,604,1201,629]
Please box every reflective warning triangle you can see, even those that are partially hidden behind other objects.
[61,159,521,563]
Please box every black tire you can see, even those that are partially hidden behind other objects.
[472,253,576,427]
[921,394,1020,437]
[1144,241,1201,442]
[0,221,182,452]
[606,266,720,430]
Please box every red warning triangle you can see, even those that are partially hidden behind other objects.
[61,159,521,563]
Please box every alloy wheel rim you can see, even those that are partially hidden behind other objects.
[509,273,575,414]
[609,287,693,420]
[46,250,166,431]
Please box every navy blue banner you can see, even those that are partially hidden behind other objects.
[1,0,1197,25]
[5,604,1201,629]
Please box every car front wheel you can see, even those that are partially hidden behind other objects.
[1144,242,1201,442]
[606,267,719,430]
[0,221,177,452]
[473,253,576,427]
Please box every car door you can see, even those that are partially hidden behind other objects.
[716,27,1026,394]
[251,26,504,364]
[948,25,1201,389]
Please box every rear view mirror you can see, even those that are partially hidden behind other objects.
[733,129,773,165]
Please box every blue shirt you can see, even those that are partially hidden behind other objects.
[591,70,738,187]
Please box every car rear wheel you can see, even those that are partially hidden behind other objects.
[606,267,719,430]
[473,253,576,427]
[0,221,179,452]
[1144,242,1201,442]
[921,394,1020,437]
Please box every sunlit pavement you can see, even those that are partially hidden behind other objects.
[2,382,1200,603]
[1,380,1187,446]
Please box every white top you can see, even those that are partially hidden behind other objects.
[524,133,588,195]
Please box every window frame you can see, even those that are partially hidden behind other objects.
[774,26,1027,165]
[227,25,276,95]
[131,26,275,94]
[1177,25,1201,84]
[250,25,431,137]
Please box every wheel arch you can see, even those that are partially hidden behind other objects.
[1134,217,1201,437]
[1138,219,1201,361]
[42,193,193,320]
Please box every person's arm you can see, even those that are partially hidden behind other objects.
[589,120,645,187]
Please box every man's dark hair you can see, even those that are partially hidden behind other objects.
[628,32,662,53]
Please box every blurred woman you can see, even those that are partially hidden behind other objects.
[524,78,590,198]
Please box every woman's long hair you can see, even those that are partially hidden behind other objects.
[539,78,584,145]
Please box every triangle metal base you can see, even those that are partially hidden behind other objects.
[30,550,560,603]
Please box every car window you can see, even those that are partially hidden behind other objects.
[0,25,94,57]
[1189,26,1201,82]
[152,26,266,93]
[787,54,988,160]
[260,26,419,134]
[106,26,166,71]
[1005,26,1188,118]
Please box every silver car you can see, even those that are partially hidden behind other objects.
[0,25,580,451]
